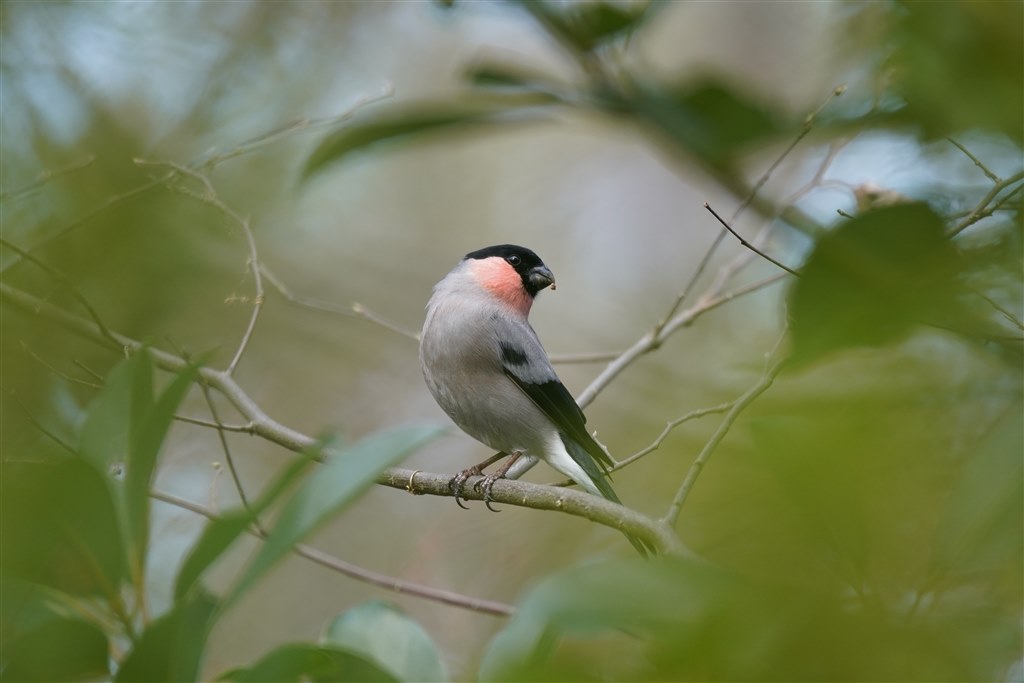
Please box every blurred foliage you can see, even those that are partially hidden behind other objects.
[1,0,1021,681]
[1,353,442,680]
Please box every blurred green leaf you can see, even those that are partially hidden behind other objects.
[480,557,1003,681]
[302,93,555,180]
[173,445,321,601]
[888,1,1023,141]
[3,617,109,682]
[788,203,962,365]
[322,600,446,683]
[465,61,563,96]
[929,404,1023,579]
[114,591,218,683]
[512,0,648,52]
[218,643,397,683]
[123,352,200,582]
[224,424,444,607]
[78,354,143,473]
[633,79,786,170]
[750,415,869,588]
[1,459,125,597]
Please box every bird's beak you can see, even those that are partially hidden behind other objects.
[528,265,556,291]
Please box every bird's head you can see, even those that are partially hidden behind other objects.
[463,244,555,316]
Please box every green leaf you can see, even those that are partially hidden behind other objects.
[123,353,200,581]
[3,617,110,682]
[787,203,962,366]
[888,2,1023,141]
[323,600,446,683]
[1,459,126,597]
[560,1,647,50]
[512,1,647,52]
[224,423,444,607]
[301,93,555,180]
[479,558,745,681]
[218,644,397,683]
[78,354,145,473]
[929,405,1023,578]
[633,79,786,170]
[115,591,218,683]
[480,557,990,681]
[174,445,321,601]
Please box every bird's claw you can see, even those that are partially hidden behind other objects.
[473,474,503,512]
[448,466,482,509]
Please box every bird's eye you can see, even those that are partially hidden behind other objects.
[506,255,521,266]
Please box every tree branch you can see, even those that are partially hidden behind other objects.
[132,160,265,375]
[949,169,1024,237]
[703,203,801,277]
[663,356,784,528]
[260,264,420,341]
[1,281,681,555]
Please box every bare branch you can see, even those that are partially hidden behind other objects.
[2,91,391,275]
[173,414,257,433]
[663,357,784,528]
[548,350,622,364]
[576,273,787,410]
[261,265,420,341]
[0,237,123,350]
[20,342,103,389]
[195,85,393,170]
[379,468,683,555]
[0,155,97,202]
[704,203,801,277]
[150,489,515,618]
[133,160,265,375]
[950,169,1024,237]
[612,401,735,472]
[946,137,1002,184]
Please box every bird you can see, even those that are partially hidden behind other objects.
[419,244,652,555]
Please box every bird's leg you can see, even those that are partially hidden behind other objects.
[449,451,507,509]
[473,451,524,512]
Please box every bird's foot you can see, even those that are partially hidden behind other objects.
[448,466,484,510]
[472,473,504,512]
[471,451,524,512]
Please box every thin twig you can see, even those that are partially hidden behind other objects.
[2,91,392,275]
[4,385,77,455]
[663,357,785,528]
[195,85,393,170]
[0,155,97,202]
[173,414,257,433]
[133,160,265,375]
[704,203,801,277]
[260,265,419,340]
[20,342,103,388]
[0,175,171,276]
[950,169,1024,237]
[150,490,515,618]
[548,350,622,364]
[946,137,1002,184]
[0,237,123,350]
[197,380,259,526]
[576,272,787,410]
[613,402,735,472]
[651,86,844,337]
[970,288,1024,331]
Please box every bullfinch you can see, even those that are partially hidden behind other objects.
[419,244,651,555]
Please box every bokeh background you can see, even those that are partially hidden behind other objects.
[2,1,1021,680]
